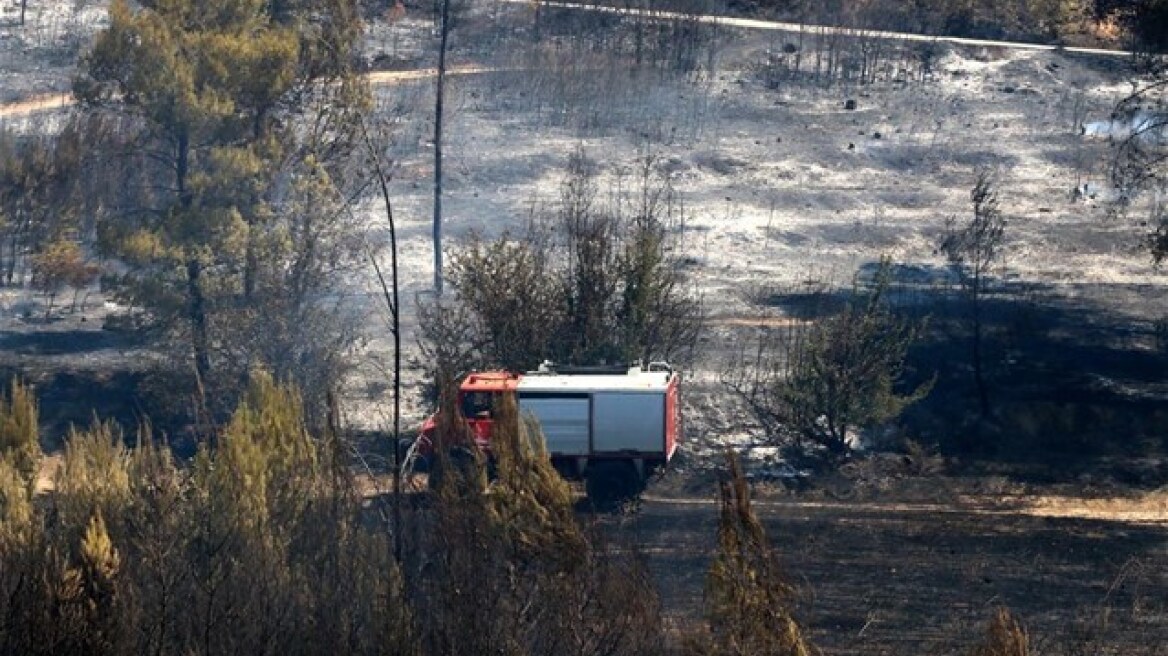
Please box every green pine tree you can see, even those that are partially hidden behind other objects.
[75,0,367,390]
[0,379,41,496]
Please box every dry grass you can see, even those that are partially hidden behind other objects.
[1016,488,1168,524]
[969,608,1029,656]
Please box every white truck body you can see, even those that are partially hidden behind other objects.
[516,369,677,460]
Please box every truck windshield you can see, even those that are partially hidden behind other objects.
[461,392,495,419]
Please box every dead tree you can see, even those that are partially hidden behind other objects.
[940,168,1007,419]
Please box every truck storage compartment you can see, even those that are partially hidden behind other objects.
[519,395,590,456]
[591,392,665,454]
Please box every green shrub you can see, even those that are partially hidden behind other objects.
[726,259,932,460]
[0,378,40,494]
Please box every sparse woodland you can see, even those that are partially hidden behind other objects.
[0,0,1167,653]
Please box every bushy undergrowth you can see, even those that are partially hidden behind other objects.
[421,150,703,381]
[724,260,932,461]
[968,608,1030,656]
[0,377,671,656]
[0,379,1135,655]
[0,374,412,656]
[0,379,40,494]
[693,452,814,656]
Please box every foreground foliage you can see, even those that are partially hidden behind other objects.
[0,379,1130,654]
[698,452,814,656]
[1,373,411,656]
[0,378,667,656]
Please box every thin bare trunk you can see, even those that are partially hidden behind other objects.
[363,123,403,565]
[433,0,450,295]
[5,233,16,285]
[243,224,257,300]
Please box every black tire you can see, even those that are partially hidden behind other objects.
[585,461,643,512]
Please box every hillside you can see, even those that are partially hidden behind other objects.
[1,3,1167,653]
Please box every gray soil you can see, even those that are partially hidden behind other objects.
[3,5,1168,651]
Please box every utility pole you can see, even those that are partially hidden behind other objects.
[433,0,451,295]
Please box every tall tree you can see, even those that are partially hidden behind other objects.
[76,0,367,399]
[0,126,84,286]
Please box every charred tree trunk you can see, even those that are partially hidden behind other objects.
[5,230,17,285]
[187,258,211,385]
[243,227,257,300]
[176,130,211,386]
[364,123,403,564]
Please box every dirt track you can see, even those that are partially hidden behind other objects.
[510,0,1133,57]
[0,92,71,118]
[0,67,497,119]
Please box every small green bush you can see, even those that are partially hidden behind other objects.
[0,378,40,494]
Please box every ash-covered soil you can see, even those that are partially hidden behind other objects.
[3,6,1168,649]
[0,1,106,103]
[345,10,1168,460]
[627,490,1168,655]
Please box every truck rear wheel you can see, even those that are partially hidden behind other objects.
[585,461,643,512]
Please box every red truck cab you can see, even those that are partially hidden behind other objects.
[417,371,519,453]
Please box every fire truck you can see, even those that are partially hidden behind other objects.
[411,361,681,508]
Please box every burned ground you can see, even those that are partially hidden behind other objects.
[3,2,1168,652]
[630,493,1168,655]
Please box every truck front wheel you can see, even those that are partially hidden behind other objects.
[585,461,643,512]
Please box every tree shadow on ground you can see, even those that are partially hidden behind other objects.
[0,323,157,449]
[768,261,1168,485]
[0,327,144,355]
[0,365,148,451]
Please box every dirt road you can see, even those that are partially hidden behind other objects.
[0,66,499,119]
[0,0,1132,121]
[0,92,72,118]
[509,0,1132,58]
